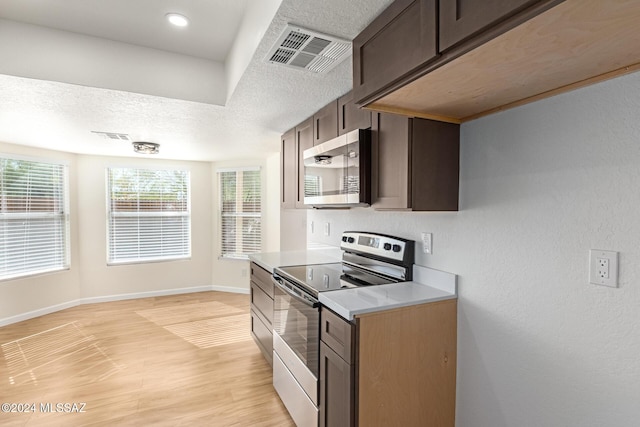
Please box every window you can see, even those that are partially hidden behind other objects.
[218,167,261,259]
[107,167,190,264]
[0,156,70,280]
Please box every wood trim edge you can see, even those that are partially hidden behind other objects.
[365,104,462,124]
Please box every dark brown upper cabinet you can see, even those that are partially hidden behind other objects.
[313,100,339,146]
[295,118,314,208]
[280,128,296,209]
[352,0,438,106]
[338,91,372,136]
[350,0,640,125]
[439,0,542,51]
[372,112,459,211]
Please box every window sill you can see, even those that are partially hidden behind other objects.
[107,256,191,266]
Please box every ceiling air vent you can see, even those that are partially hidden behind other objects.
[265,25,351,73]
[91,131,131,141]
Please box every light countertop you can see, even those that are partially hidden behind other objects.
[320,264,458,320]
[250,249,457,320]
[249,247,342,273]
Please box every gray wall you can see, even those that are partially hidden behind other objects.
[307,72,640,426]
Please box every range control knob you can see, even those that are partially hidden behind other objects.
[392,244,402,253]
[383,243,392,251]
[341,236,348,242]
[347,237,355,244]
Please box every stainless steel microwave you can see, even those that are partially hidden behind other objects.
[303,128,371,207]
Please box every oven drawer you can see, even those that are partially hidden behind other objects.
[321,306,354,363]
[273,351,319,427]
[250,262,274,298]
[250,281,273,326]
[250,309,273,366]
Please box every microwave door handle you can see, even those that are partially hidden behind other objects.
[272,276,319,308]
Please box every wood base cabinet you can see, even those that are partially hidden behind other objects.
[320,299,457,427]
[249,262,274,365]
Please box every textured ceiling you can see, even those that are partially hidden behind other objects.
[0,0,248,61]
[0,0,394,161]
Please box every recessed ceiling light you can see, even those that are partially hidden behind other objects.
[166,13,189,27]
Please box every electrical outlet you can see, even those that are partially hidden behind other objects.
[589,249,618,287]
[421,232,432,254]
[597,258,609,279]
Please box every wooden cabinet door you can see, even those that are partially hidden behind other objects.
[295,118,314,208]
[250,310,273,366]
[250,262,274,298]
[411,118,460,211]
[353,0,437,105]
[321,307,354,362]
[439,0,541,51]
[338,91,371,136]
[280,128,296,209]
[313,100,338,145]
[371,112,411,210]
[250,282,273,326]
[319,342,354,427]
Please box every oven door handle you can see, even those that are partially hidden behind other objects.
[272,276,319,308]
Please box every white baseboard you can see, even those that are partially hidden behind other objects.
[211,284,250,295]
[80,285,216,305]
[0,284,250,327]
[0,299,82,328]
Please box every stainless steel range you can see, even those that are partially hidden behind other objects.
[271,231,415,427]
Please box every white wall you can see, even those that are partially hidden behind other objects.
[280,208,307,251]
[0,142,81,321]
[76,155,213,298]
[0,144,280,323]
[308,72,640,426]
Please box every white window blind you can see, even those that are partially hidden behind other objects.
[219,168,261,259]
[0,156,70,281]
[107,167,190,264]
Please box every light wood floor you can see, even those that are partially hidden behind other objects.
[0,291,294,427]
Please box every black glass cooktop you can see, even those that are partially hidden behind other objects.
[275,261,398,297]
[275,263,348,296]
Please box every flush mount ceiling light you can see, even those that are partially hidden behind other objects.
[132,141,160,154]
[314,155,332,165]
[166,13,189,27]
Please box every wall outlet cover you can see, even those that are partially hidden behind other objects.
[589,249,618,288]
[421,232,432,254]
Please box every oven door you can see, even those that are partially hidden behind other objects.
[272,274,320,426]
[272,275,320,379]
